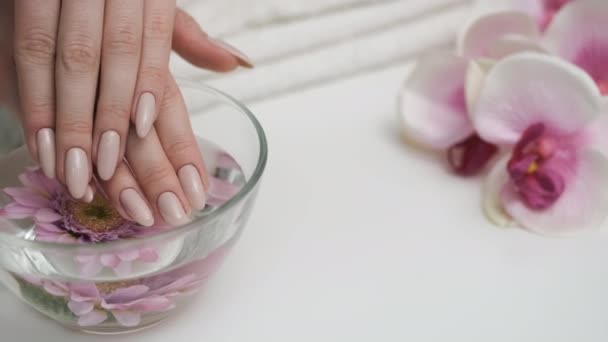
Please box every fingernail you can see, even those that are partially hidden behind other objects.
[178,165,207,211]
[36,128,56,179]
[135,92,156,138]
[208,38,254,68]
[82,185,95,204]
[97,130,120,181]
[158,192,190,227]
[65,147,89,199]
[120,189,154,227]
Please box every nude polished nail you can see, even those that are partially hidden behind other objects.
[158,192,190,227]
[135,92,156,138]
[37,128,56,179]
[97,130,120,181]
[65,147,89,199]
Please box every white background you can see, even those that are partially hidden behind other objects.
[3,61,608,341]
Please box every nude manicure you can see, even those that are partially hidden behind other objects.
[65,148,89,199]
[97,130,120,181]
[36,128,56,179]
[120,189,154,227]
[158,192,190,227]
[82,185,95,204]
[208,38,254,68]
[178,165,207,211]
[135,92,156,138]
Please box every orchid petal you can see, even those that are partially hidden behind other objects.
[111,311,141,327]
[138,247,159,263]
[42,282,69,297]
[458,11,540,59]
[501,150,608,235]
[486,35,547,60]
[77,257,104,277]
[117,249,140,262]
[112,261,133,277]
[543,0,608,93]
[482,155,516,227]
[465,58,495,115]
[398,53,473,149]
[129,296,174,312]
[472,53,601,146]
[70,282,101,301]
[68,300,94,316]
[100,254,121,268]
[78,310,108,327]
[104,285,149,304]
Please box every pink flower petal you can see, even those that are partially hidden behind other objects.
[104,285,149,304]
[398,54,473,149]
[34,208,62,223]
[70,282,101,301]
[68,300,95,315]
[77,257,104,277]
[501,150,608,234]
[208,177,242,205]
[472,53,601,146]
[129,296,174,312]
[3,187,50,208]
[43,282,69,297]
[0,203,36,219]
[138,247,159,263]
[117,249,140,262]
[458,11,540,59]
[111,311,141,327]
[543,0,608,94]
[100,254,121,268]
[486,35,547,60]
[78,310,108,327]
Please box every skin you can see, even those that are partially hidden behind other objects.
[0,0,248,226]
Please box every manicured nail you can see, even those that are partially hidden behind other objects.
[65,147,89,199]
[120,188,154,227]
[178,165,207,211]
[158,192,190,227]
[208,38,254,68]
[135,92,156,138]
[36,128,56,179]
[82,185,95,204]
[97,130,120,181]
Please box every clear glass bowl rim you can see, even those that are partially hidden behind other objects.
[0,80,268,252]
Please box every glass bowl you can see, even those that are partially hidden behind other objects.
[0,81,267,334]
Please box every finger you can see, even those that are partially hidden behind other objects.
[13,0,61,178]
[132,0,176,138]
[126,128,191,227]
[55,0,105,198]
[93,0,143,181]
[172,9,252,72]
[99,161,154,227]
[156,75,208,211]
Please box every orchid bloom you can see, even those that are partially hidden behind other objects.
[544,0,608,95]
[399,11,539,176]
[476,0,575,31]
[472,53,608,235]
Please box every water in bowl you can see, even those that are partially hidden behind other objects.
[0,139,247,334]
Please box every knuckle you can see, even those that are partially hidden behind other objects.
[24,101,54,122]
[15,28,56,65]
[139,164,173,186]
[105,25,141,57]
[164,137,197,158]
[60,118,92,135]
[59,36,99,73]
[145,12,173,41]
[139,65,165,84]
[97,101,131,122]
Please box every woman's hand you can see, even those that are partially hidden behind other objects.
[12,0,252,200]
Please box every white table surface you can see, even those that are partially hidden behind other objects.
[3,62,608,342]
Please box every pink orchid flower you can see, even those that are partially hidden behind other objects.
[543,0,608,95]
[399,11,539,176]
[476,0,575,31]
[472,53,608,235]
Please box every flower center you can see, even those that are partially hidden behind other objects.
[96,280,141,295]
[507,123,565,210]
[447,134,498,176]
[67,195,125,233]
